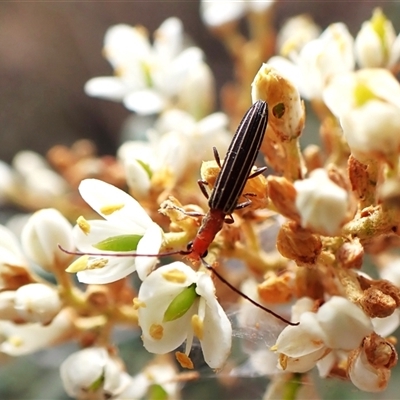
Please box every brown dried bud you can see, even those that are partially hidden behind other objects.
[303,144,323,172]
[257,271,294,303]
[267,176,300,221]
[363,333,398,369]
[358,287,397,318]
[337,239,364,269]
[276,221,322,266]
[373,279,400,307]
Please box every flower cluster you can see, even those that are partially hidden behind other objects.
[1,4,400,400]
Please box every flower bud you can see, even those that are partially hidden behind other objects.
[276,221,322,267]
[60,347,127,398]
[14,283,62,324]
[267,176,300,221]
[358,287,397,318]
[21,208,74,272]
[348,338,391,392]
[13,150,68,197]
[294,169,348,236]
[0,309,73,356]
[125,158,152,199]
[355,8,395,68]
[252,63,305,141]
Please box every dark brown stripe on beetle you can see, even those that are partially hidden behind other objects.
[208,100,268,214]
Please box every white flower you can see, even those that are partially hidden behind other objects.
[269,23,354,101]
[275,312,327,373]
[355,8,396,68]
[200,0,273,27]
[85,18,206,115]
[70,179,162,283]
[274,297,373,374]
[152,108,231,163]
[12,150,68,197]
[0,309,73,356]
[118,109,231,197]
[294,169,348,235]
[323,69,400,158]
[21,208,74,272]
[137,262,232,369]
[60,347,131,399]
[276,14,321,60]
[14,283,62,324]
[0,225,30,291]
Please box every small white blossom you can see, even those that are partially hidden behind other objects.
[274,297,373,374]
[276,14,321,60]
[355,8,396,68]
[200,0,273,27]
[0,225,30,291]
[138,262,232,369]
[323,69,400,158]
[12,150,68,197]
[118,109,231,197]
[14,283,62,324]
[294,169,348,235]
[0,309,73,356]
[269,23,354,101]
[70,179,162,283]
[60,347,131,399]
[21,208,74,272]
[85,18,206,115]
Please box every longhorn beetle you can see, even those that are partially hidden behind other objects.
[62,100,299,326]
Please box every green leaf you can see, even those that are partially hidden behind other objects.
[163,283,198,322]
[147,384,168,400]
[93,234,143,252]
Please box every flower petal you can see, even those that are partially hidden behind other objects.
[78,179,152,230]
[195,273,232,369]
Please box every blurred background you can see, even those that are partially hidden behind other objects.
[1,1,399,399]
[0,1,381,163]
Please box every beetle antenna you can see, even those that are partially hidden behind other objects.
[201,258,299,326]
[58,244,185,258]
